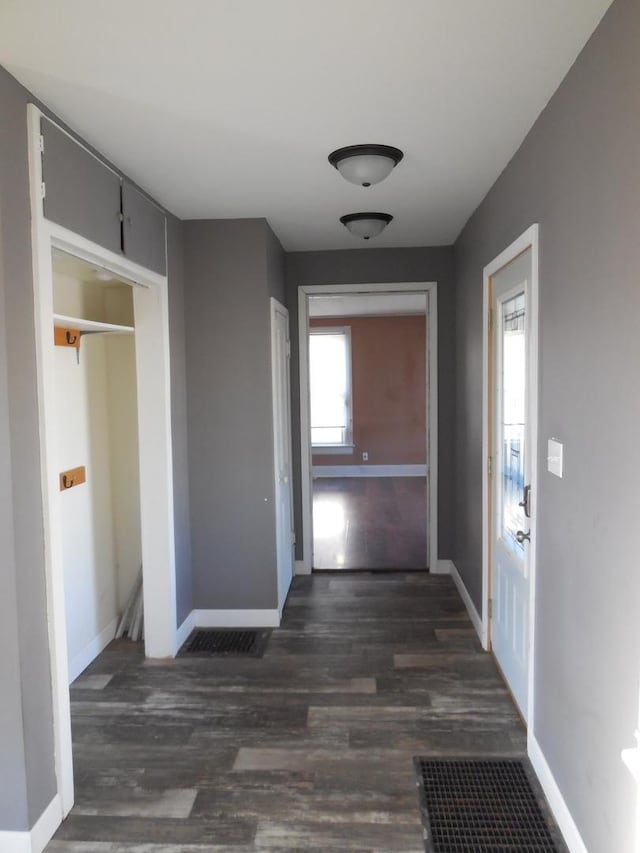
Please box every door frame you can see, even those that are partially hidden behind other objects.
[270,297,294,615]
[298,281,438,574]
[27,104,178,818]
[482,224,539,728]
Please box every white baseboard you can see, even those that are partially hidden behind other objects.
[192,609,280,628]
[449,561,485,645]
[0,794,62,853]
[0,830,30,853]
[175,610,195,651]
[295,559,311,576]
[433,559,453,575]
[528,734,589,853]
[68,616,118,684]
[173,606,282,653]
[313,464,427,478]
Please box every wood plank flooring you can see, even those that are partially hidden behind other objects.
[47,572,527,852]
[312,478,427,569]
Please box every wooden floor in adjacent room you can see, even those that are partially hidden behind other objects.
[312,477,427,570]
[47,572,527,852]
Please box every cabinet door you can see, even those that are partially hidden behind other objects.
[41,118,122,254]
[121,181,167,275]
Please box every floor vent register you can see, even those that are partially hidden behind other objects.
[179,628,269,657]
[414,757,564,853]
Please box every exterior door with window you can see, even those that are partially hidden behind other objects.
[490,248,535,720]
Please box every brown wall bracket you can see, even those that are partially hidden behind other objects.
[54,326,81,348]
[59,466,86,491]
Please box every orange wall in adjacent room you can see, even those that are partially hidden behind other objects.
[311,315,426,466]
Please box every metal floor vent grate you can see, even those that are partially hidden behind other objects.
[179,629,269,657]
[414,758,561,853]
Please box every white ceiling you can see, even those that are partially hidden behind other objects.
[0,1,612,251]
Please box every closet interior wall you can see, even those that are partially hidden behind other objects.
[52,254,141,682]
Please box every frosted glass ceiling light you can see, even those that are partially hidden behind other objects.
[340,212,393,240]
[328,144,404,187]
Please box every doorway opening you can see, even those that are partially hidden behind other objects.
[482,225,539,726]
[298,283,438,574]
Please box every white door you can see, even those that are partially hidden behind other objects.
[490,248,536,719]
[271,299,295,614]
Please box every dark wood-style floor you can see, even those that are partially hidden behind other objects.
[312,477,427,570]
[48,573,527,852]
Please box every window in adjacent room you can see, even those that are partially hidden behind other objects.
[309,326,353,451]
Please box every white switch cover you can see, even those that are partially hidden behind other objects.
[547,438,563,478]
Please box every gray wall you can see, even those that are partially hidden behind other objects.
[266,220,286,304]
[285,246,456,562]
[167,216,193,625]
[0,247,29,827]
[0,65,57,831]
[454,0,639,849]
[184,219,284,610]
[0,64,193,830]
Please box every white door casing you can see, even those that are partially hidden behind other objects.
[271,298,294,614]
[297,282,438,575]
[482,225,539,727]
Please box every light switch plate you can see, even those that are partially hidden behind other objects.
[547,438,563,478]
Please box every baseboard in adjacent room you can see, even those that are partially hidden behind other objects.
[528,734,589,853]
[313,464,427,478]
[192,609,280,628]
[68,616,118,684]
[0,794,62,853]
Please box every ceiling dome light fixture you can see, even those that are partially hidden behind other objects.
[340,212,393,240]
[328,144,404,187]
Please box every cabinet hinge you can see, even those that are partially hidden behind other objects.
[39,134,45,153]
[488,598,493,619]
[291,531,296,545]
[487,455,493,477]
[41,181,46,200]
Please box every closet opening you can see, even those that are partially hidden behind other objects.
[52,249,143,682]
[28,103,178,818]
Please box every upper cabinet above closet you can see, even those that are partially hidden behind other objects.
[40,118,167,276]
[41,118,122,255]
[121,181,167,275]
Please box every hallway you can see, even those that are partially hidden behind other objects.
[48,573,528,852]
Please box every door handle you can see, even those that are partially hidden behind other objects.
[515,529,531,544]
[518,484,531,518]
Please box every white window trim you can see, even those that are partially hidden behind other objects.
[309,325,353,449]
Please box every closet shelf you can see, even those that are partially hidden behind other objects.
[53,313,134,334]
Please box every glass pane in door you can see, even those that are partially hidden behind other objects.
[500,292,526,553]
